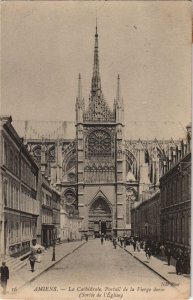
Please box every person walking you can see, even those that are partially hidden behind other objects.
[176,254,183,275]
[136,241,140,252]
[165,247,172,266]
[160,244,165,257]
[113,237,117,249]
[101,236,104,245]
[183,250,190,274]
[36,248,42,263]
[133,240,136,252]
[0,262,9,294]
[28,251,36,272]
[145,247,152,262]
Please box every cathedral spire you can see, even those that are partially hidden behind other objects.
[77,73,82,101]
[76,73,84,123]
[91,23,101,95]
[116,74,121,101]
[84,24,115,122]
[116,74,124,109]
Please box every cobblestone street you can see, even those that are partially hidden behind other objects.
[8,239,184,300]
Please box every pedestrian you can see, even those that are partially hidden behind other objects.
[0,262,9,295]
[136,241,140,252]
[133,241,136,252]
[28,251,36,272]
[140,241,144,250]
[183,250,190,274]
[113,237,117,249]
[165,247,172,266]
[36,248,42,263]
[176,255,183,275]
[101,236,104,245]
[146,247,151,261]
[160,244,165,257]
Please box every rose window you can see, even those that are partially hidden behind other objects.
[87,130,111,156]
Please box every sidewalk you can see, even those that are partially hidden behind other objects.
[118,243,190,294]
[8,240,86,293]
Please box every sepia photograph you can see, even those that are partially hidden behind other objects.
[0,1,192,300]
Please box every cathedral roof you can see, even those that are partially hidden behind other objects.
[12,119,186,141]
[124,121,186,140]
[13,120,75,140]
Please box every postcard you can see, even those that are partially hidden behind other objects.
[0,1,191,300]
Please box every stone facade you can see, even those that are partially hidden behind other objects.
[160,123,191,249]
[131,191,160,241]
[0,116,39,258]
[131,123,191,246]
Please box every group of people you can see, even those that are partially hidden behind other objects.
[99,234,118,249]
[125,238,190,275]
[100,234,113,245]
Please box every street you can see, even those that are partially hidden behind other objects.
[10,239,182,300]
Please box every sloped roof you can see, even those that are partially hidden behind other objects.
[12,119,187,141]
[13,120,76,140]
[124,121,186,140]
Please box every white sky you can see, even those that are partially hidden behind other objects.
[1,1,192,138]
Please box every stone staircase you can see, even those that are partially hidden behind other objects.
[2,253,30,273]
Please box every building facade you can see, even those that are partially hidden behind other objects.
[131,190,160,241]
[131,123,191,246]
[75,26,125,236]
[160,123,191,250]
[38,174,54,247]
[52,189,61,240]
[0,116,39,258]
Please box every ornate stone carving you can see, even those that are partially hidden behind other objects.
[48,146,55,162]
[68,172,75,182]
[63,189,76,213]
[89,197,111,215]
[87,130,111,156]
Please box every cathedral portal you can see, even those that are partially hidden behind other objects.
[88,196,112,237]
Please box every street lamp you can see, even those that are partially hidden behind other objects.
[52,227,56,261]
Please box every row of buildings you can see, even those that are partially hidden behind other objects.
[131,122,191,250]
[0,116,83,259]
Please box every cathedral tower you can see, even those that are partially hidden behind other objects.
[76,25,125,236]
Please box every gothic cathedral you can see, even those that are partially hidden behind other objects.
[22,26,182,238]
[76,26,125,236]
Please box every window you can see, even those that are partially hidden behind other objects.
[16,188,19,210]
[3,180,8,206]
[16,222,19,237]
[15,156,19,176]
[10,184,14,208]
[10,149,13,171]
[4,142,8,166]
[87,130,111,157]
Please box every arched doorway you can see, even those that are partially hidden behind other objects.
[88,196,112,237]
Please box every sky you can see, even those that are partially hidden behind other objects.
[1,1,192,139]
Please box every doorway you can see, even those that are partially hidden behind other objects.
[101,221,106,235]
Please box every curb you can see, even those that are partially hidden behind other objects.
[117,244,178,289]
[17,241,87,291]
